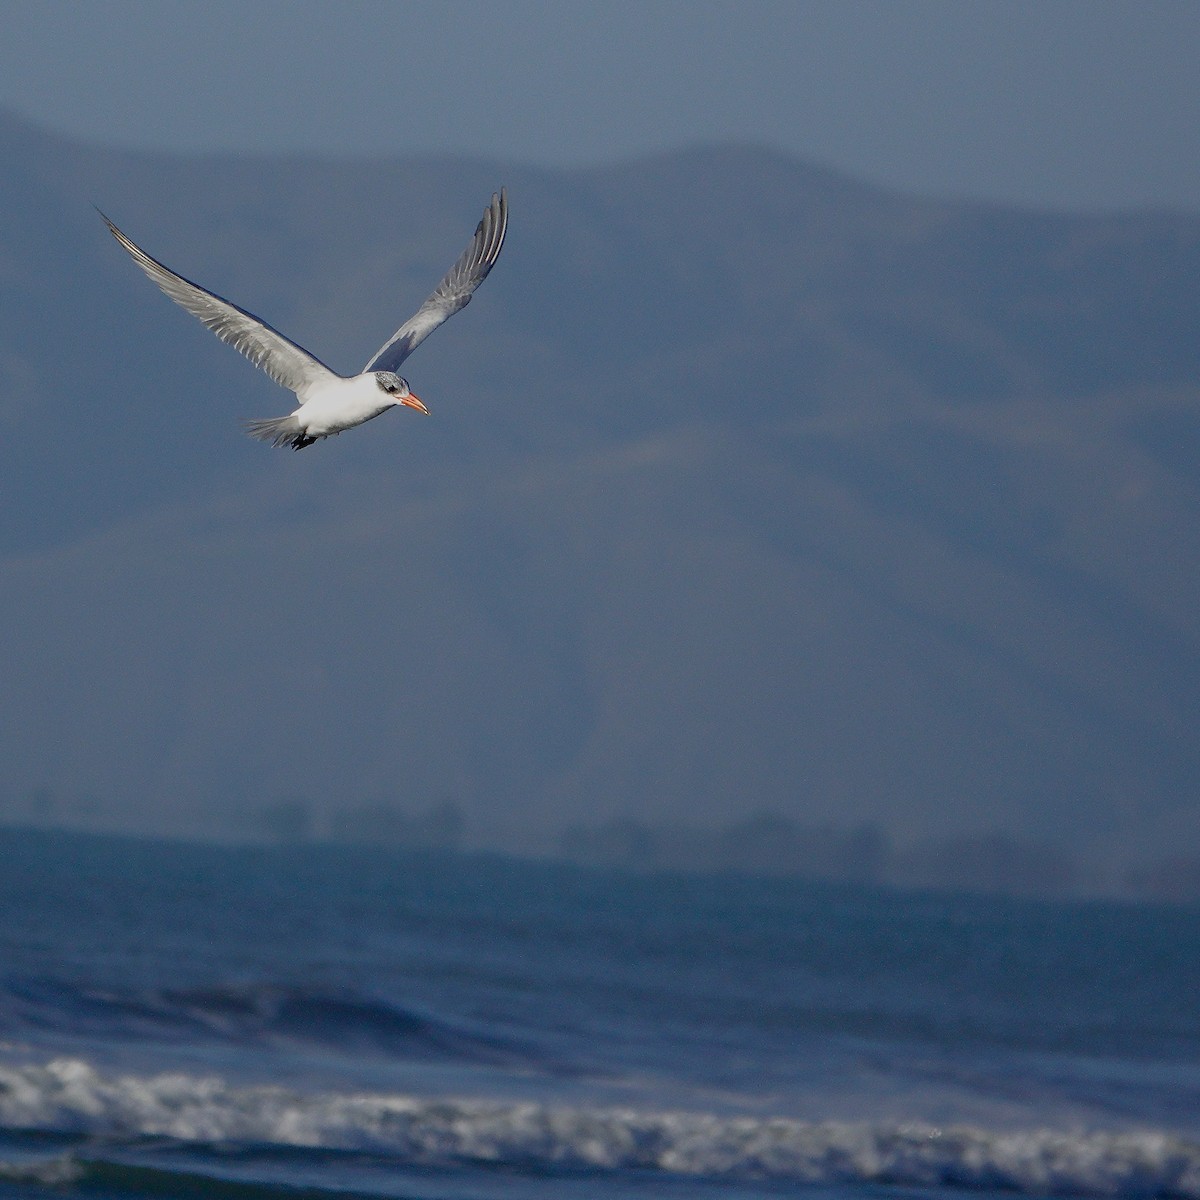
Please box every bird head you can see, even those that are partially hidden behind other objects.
[375,372,428,414]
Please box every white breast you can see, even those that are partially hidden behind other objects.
[296,374,393,437]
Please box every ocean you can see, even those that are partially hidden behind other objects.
[0,827,1197,1200]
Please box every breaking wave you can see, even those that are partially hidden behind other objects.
[0,979,527,1066]
[0,1058,1198,1196]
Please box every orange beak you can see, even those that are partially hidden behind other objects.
[400,393,429,415]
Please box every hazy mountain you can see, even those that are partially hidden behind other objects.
[2,110,1198,877]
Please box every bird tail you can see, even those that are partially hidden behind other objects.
[242,415,314,450]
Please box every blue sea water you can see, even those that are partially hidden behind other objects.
[0,828,1198,1200]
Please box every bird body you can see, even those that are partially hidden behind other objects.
[101,191,508,449]
[243,372,424,449]
[293,373,408,437]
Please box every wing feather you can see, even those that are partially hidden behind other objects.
[100,211,338,397]
[364,189,508,374]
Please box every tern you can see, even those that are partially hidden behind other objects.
[100,190,508,449]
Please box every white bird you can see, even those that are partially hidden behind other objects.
[100,190,508,449]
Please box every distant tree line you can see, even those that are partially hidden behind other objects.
[7,787,1200,901]
[253,796,464,851]
[558,812,1086,897]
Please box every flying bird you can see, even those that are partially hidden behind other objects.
[100,191,508,449]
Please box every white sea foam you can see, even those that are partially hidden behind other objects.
[0,1058,1198,1196]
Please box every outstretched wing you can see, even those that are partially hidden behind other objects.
[100,211,339,398]
[364,189,508,374]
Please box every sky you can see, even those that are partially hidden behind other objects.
[2,0,1199,213]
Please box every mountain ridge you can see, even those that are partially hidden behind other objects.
[1,108,1198,880]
